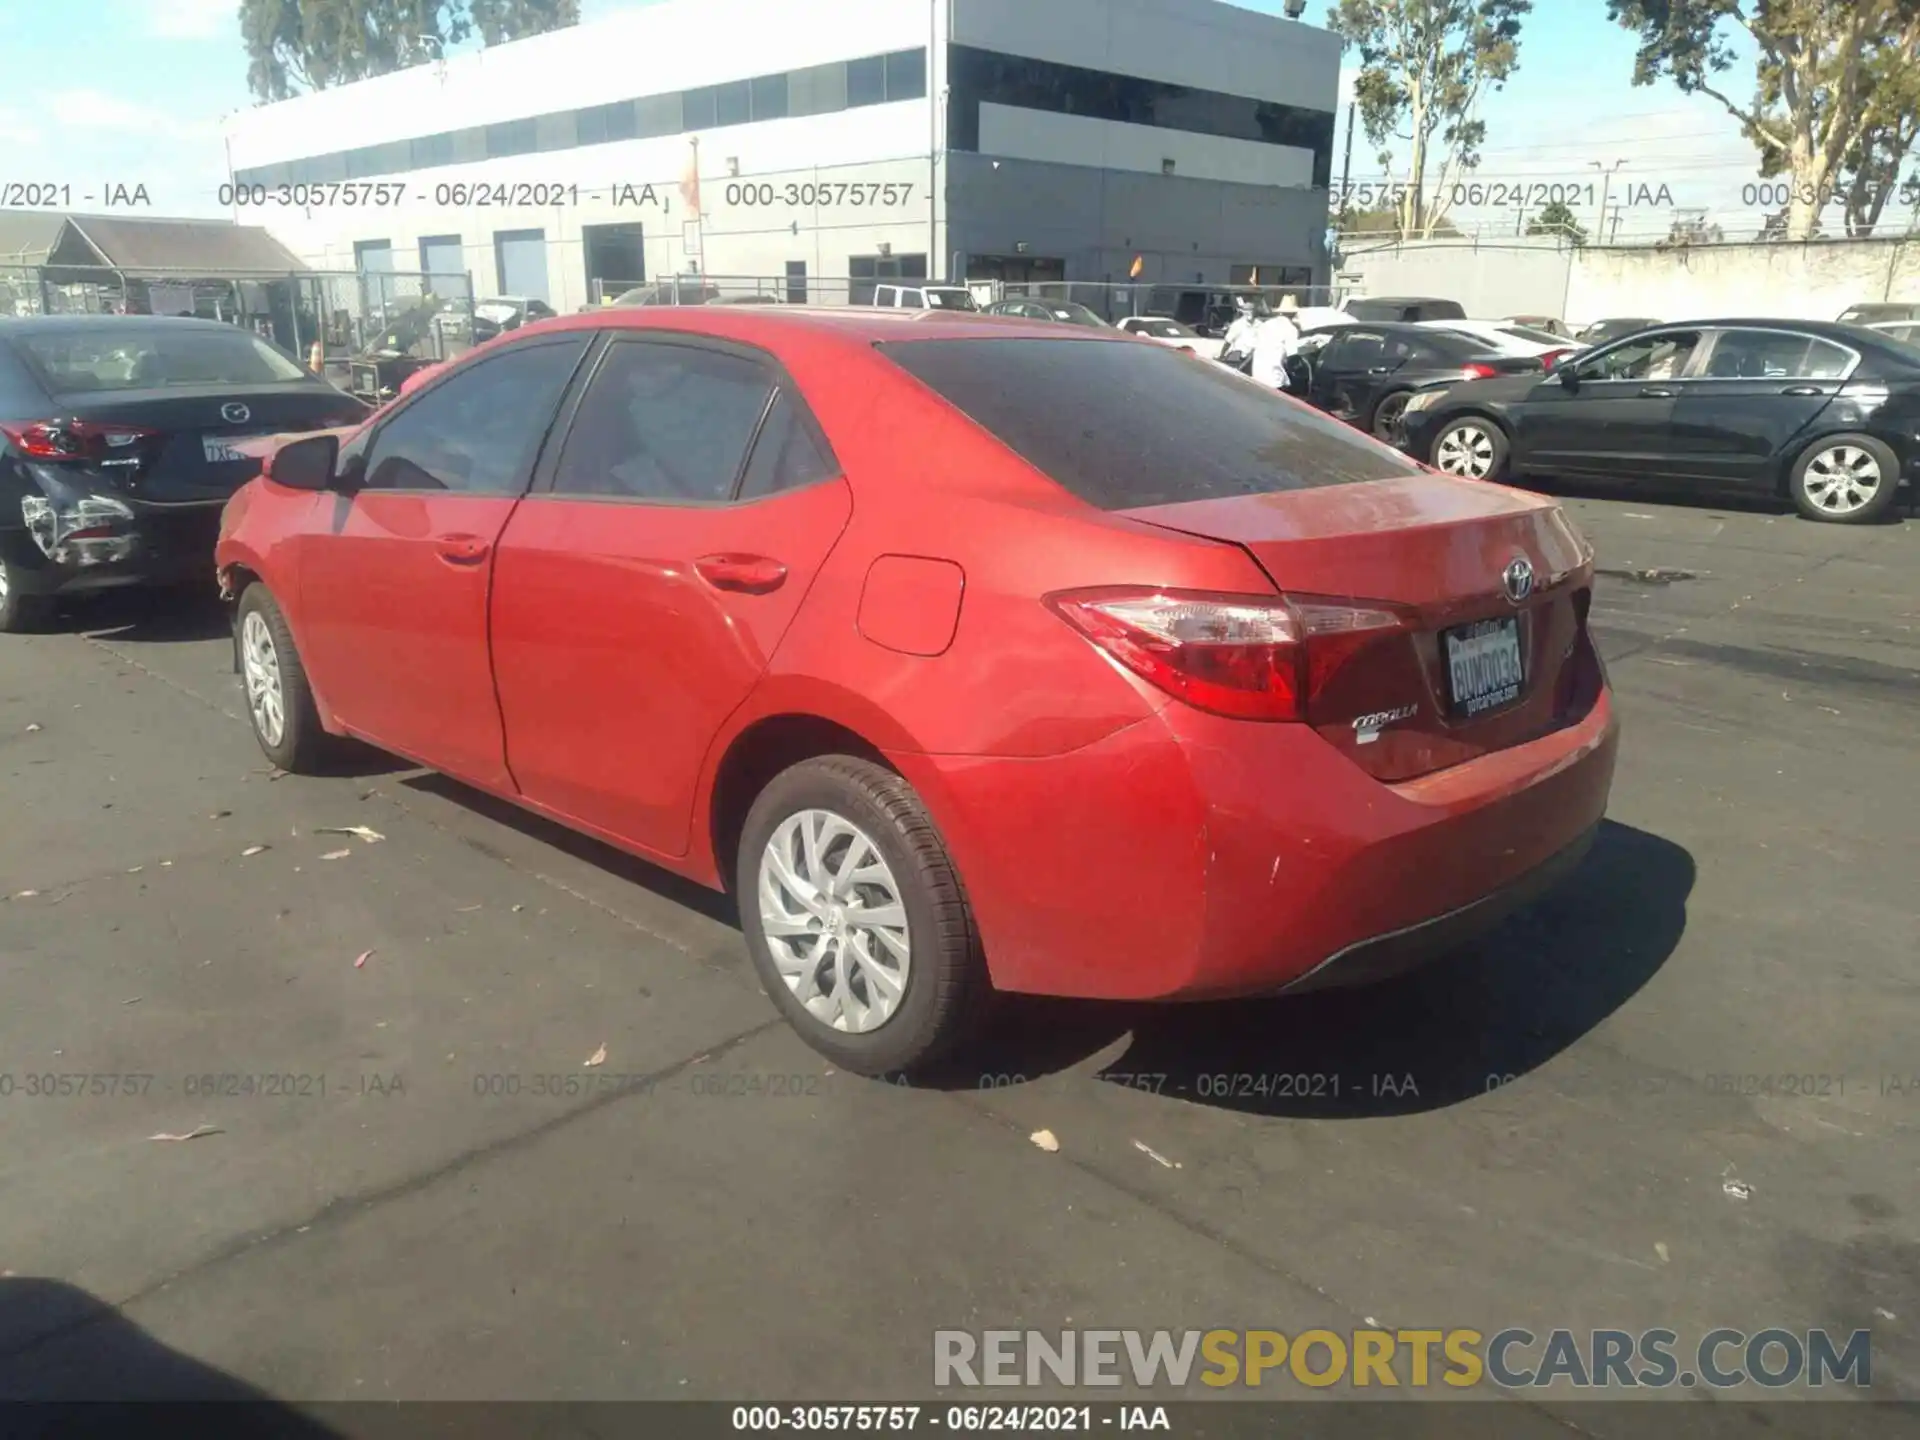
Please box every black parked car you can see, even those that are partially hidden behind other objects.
[1399,319,1920,524]
[1287,322,1547,440]
[1341,296,1466,323]
[0,316,368,630]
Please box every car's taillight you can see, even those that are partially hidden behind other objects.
[1461,362,1500,379]
[0,419,159,462]
[1046,588,1406,722]
[1537,348,1571,369]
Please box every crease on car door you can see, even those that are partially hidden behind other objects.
[488,336,854,861]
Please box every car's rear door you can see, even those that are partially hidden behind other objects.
[1310,328,1390,418]
[1667,327,1856,484]
[295,333,592,787]
[489,334,851,858]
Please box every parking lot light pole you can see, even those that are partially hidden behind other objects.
[1590,160,1625,244]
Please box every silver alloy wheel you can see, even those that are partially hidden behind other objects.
[1801,444,1883,516]
[240,609,286,748]
[758,808,911,1034]
[1435,422,1498,478]
[1373,394,1410,441]
[0,559,9,606]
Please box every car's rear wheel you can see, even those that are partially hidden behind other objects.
[1371,392,1412,443]
[737,756,990,1076]
[0,555,51,634]
[236,583,331,773]
[1789,434,1900,524]
[1430,417,1510,481]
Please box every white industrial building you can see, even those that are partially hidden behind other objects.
[222,0,1339,313]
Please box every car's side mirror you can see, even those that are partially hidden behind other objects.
[1556,362,1581,389]
[265,433,339,491]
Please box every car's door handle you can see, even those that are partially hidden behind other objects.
[695,553,788,593]
[1638,386,1675,397]
[1782,385,1824,396]
[436,534,491,565]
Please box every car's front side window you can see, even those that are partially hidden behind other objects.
[1578,331,1701,383]
[361,337,588,492]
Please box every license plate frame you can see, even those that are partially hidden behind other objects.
[1443,615,1525,718]
[201,433,270,464]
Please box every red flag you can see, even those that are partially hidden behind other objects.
[1129,254,1144,278]
[679,142,702,221]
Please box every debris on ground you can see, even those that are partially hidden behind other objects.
[456,904,481,912]
[584,1044,608,1067]
[316,825,385,843]
[122,997,141,1006]
[321,849,352,861]
[209,811,231,820]
[1655,1241,1670,1263]
[353,950,373,969]
[1723,1179,1752,1201]
[149,1125,222,1143]
[511,904,524,913]
[126,867,143,874]
[1133,1139,1180,1169]
[24,723,41,732]
[241,845,268,857]
[1030,1129,1060,1152]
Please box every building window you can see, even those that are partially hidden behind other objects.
[713,80,751,127]
[485,118,538,159]
[452,128,487,165]
[750,73,789,122]
[884,49,926,101]
[577,100,637,146]
[848,253,927,304]
[788,62,847,117]
[635,93,681,138]
[847,56,886,109]
[494,228,549,303]
[411,132,456,169]
[682,86,718,129]
[583,221,647,299]
[785,260,807,305]
[354,240,395,273]
[535,112,577,151]
[419,235,466,292]
[945,44,1336,185]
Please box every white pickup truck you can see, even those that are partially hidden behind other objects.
[871,284,981,311]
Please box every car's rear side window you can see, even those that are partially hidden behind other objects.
[880,337,1419,510]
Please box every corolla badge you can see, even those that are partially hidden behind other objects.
[1353,704,1418,744]
[1503,556,1535,604]
[221,402,251,424]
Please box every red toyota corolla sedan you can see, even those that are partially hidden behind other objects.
[215,307,1618,1075]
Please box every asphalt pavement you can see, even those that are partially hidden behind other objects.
[0,489,1916,1434]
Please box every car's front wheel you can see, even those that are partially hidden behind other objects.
[737,756,990,1076]
[235,583,332,773]
[1430,417,1510,481]
[1788,434,1900,524]
[1371,391,1412,443]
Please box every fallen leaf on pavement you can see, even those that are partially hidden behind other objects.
[149,1125,222,1143]
[321,849,352,861]
[316,825,385,843]
[584,1044,608,1067]
[353,950,373,969]
[1133,1139,1180,1169]
[25,723,41,733]
[241,845,268,857]
[1030,1129,1060,1152]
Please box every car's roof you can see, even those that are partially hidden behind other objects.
[0,313,241,335]
[1347,296,1453,304]
[512,304,1110,347]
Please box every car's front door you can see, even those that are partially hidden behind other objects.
[489,336,853,859]
[296,334,591,787]
[1511,328,1703,478]
[1311,329,1402,419]
[1667,327,1854,484]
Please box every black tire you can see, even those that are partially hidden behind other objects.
[1787,433,1901,524]
[1372,391,1418,443]
[0,553,51,634]
[736,755,991,1076]
[1429,416,1511,482]
[234,583,332,773]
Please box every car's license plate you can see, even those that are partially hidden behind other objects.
[202,434,265,463]
[1443,616,1525,717]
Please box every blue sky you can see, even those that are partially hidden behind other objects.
[0,0,1793,241]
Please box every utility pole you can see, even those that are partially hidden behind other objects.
[1590,159,1624,245]
[1338,101,1355,220]
[929,0,939,278]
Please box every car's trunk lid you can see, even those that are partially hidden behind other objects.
[47,384,367,504]
[1122,472,1599,781]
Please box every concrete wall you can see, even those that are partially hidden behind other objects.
[1332,238,1574,318]
[1334,235,1920,326]
[1568,238,1920,324]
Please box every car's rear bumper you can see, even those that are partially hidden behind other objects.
[893,681,1618,1001]
[1,504,222,596]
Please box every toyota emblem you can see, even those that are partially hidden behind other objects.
[221,402,251,424]
[1502,556,1536,604]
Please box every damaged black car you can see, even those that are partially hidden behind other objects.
[0,315,367,631]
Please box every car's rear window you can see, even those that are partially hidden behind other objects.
[16,325,309,394]
[880,336,1420,510]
